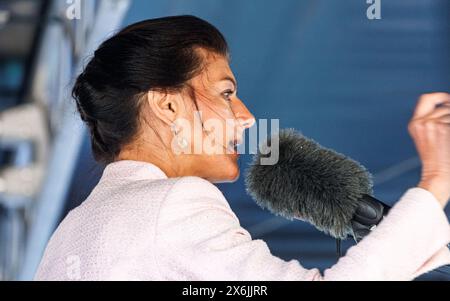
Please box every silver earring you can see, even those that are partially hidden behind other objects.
[170,123,178,135]
[171,123,188,149]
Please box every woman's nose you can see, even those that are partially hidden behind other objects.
[234,99,255,129]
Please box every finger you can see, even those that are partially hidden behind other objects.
[413,93,450,119]
[422,105,450,120]
[435,114,450,124]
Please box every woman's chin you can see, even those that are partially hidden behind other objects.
[225,167,240,183]
[209,158,240,183]
[226,154,241,180]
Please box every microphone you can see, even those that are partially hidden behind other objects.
[245,128,391,242]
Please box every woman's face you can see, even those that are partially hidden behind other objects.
[175,51,255,183]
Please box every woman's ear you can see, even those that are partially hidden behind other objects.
[146,90,182,126]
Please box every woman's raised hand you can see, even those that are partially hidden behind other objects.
[408,92,450,208]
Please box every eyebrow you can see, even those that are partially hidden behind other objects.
[221,76,237,90]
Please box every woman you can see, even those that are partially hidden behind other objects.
[35,15,450,281]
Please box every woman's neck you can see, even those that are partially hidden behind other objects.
[117,147,182,178]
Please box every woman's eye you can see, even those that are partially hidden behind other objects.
[222,90,234,101]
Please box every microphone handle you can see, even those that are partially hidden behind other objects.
[349,194,450,276]
[350,194,391,243]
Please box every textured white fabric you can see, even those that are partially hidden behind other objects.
[34,160,450,281]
